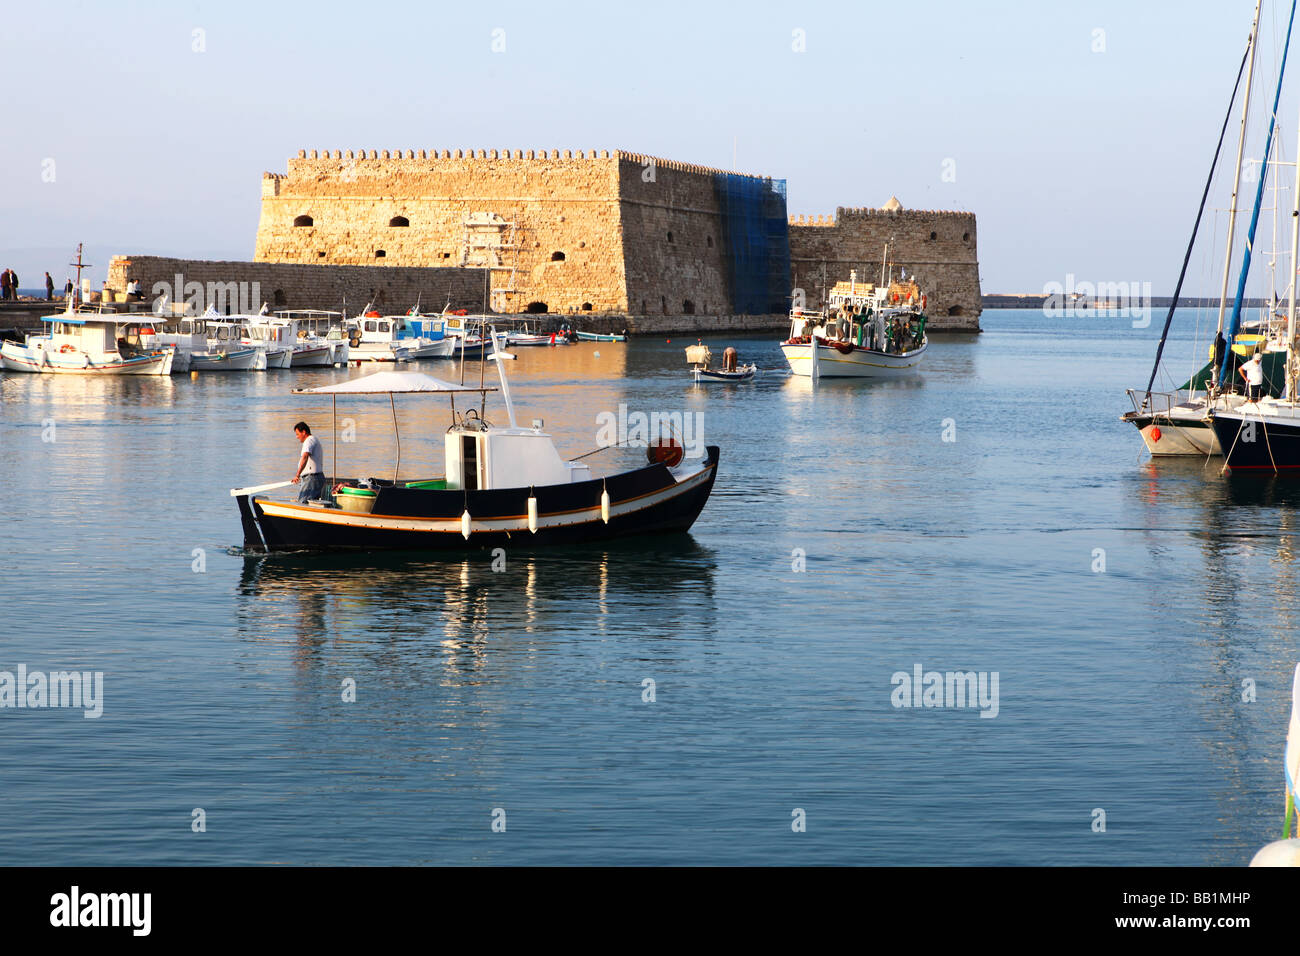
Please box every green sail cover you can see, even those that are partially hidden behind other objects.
[1177,348,1286,395]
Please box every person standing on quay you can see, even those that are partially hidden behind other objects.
[291,422,328,503]
[1,269,10,301]
[45,272,54,300]
[8,269,18,298]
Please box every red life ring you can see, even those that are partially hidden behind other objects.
[60,344,75,353]
[646,438,684,468]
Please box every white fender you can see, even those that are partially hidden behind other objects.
[601,489,610,524]
[527,496,538,534]
[461,509,472,540]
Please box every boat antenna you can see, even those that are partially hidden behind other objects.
[1220,0,1297,388]
[1143,32,1253,401]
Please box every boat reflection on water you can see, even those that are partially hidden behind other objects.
[237,538,718,669]
[1132,460,1300,862]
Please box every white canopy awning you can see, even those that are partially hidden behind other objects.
[292,371,497,394]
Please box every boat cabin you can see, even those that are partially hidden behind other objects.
[275,309,343,338]
[444,424,591,491]
[244,320,295,346]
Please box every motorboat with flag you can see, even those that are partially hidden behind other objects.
[780,270,927,378]
[231,331,720,553]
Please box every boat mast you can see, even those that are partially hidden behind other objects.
[68,243,93,308]
[1213,0,1263,372]
[1141,32,1254,400]
[1288,116,1300,400]
[1221,0,1299,387]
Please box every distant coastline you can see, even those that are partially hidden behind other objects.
[984,293,1272,309]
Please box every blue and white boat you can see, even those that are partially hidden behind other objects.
[0,304,174,375]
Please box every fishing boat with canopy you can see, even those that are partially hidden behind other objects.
[231,331,720,552]
[780,267,927,378]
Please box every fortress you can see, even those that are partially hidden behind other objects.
[108,148,981,331]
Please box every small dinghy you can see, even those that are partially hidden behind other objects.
[686,343,756,383]
[574,330,627,342]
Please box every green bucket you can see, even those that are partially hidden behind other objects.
[337,486,377,498]
[405,479,447,490]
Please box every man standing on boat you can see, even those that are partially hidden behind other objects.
[1238,351,1265,402]
[291,422,329,503]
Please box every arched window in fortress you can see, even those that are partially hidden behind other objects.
[293,215,313,227]
[707,236,713,248]
[948,305,965,317]
[929,231,937,241]
[551,251,566,261]
[962,233,970,242]
[682,300,696,315]
[274,289,286,306]
[389,216,410,227]
[581,303,592,311]
[667,231,674,243]
[525,301,548,313]
[375,250,386,258]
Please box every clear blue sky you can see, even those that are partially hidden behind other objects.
[2,0,1295,296]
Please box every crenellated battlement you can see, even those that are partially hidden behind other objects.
[789,207,976,226]
[284,148,772,181]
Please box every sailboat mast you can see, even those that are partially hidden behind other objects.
[1215,0,1263,345]
[1220,0,1299,385]
[1288,118,1300,400]
[1141,33,1254,400]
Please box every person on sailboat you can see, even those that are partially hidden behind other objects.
[291,422,329,503]
[1238,351,1265,402]
[1211,331,1227,390]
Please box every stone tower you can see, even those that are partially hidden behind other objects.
[787,199,982,329]
[255,148,791,318]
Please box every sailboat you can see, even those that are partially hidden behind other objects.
[1209,4,1300,472]
[1123,0,1287,456]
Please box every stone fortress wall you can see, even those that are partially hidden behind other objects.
[788,204,982,330]
[106,256,485,315]
[107,149,981,332]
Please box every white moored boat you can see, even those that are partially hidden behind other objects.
[0,304,174,376]
[274,309,350,366]
[781,271,927,378]
[344,307,454,362]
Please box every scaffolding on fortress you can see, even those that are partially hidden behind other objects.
[459,212,520,311]
[713,174,791,315]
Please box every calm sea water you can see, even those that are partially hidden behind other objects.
[0,309,1295,865]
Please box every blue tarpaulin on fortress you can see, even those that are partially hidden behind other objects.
[714,174,791,315]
